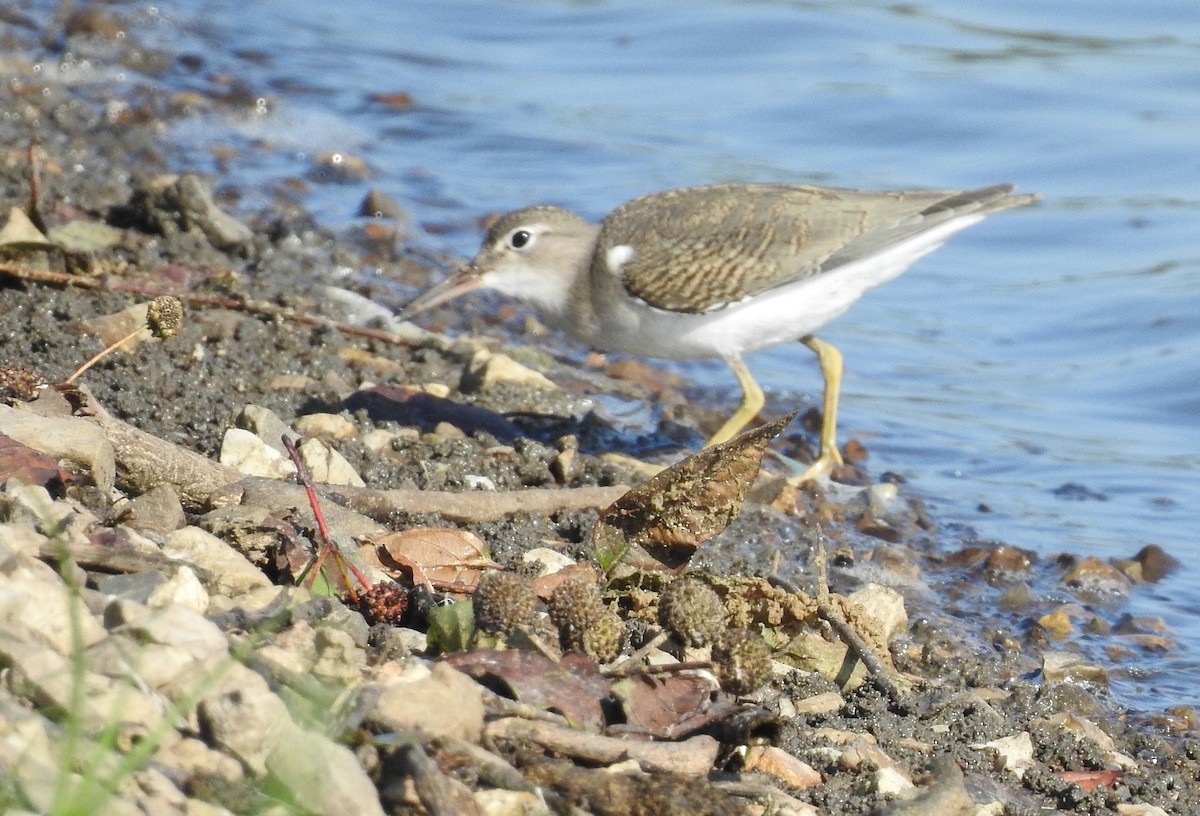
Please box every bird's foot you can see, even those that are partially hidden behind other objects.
[784,448,843,487]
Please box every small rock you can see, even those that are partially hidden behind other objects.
[523,547,576,576]
[162,526,271,596]
[96,571,167,603]
[117,174,253,250]
[1036,608,1075,640]
[875,766,915,796]
[363,659,484,742]
[298,437,366,486]
[146,566,209,614]
[1059,555,1132,597]
[791,691,844,715]
[1042,651,1108,685]
[974,731,1034,777]
[460,349,556,393]
[116,484,186,535]
[876,756,974,816]
[358,187,406,219]
[848,583,908,643]
[234,404,298,454]
[474,789,551,816]
[219,428,296,478]
[294,412,358,440]
[741,745,822,789]
[311,151,372,182]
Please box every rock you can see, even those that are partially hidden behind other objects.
[293,412,358,440]
[522,547,576,577]
[298,437,366,486]
[475,789,551,816]
[311,151,372,182]
[791,690,844,715]
[1116,804,1170,816]
[116,483,187,535]
[1058,555,1132,597]
[219,428,296,479]
[460,349,556,393]
[199,664,384,816]
[233,405,298,455]
[1042,651,1108,685]
[0,404,117,495]
[118,173,253,250]
[1,631,160,733]
[146,566,210,613]
[5,482,97,551]
[1036,607,1075,640]
[362,659,484,742]
[96,570,167,603]
[0,558,108,653]
[848,583,908,643]
[741,745,822,789]
[162,526,271,596]
[973,731,1034,777]
[875,766,915,796]
[876,756,974,816]
[358,187,406,219]
[837,738,906,775]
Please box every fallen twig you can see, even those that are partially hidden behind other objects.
[485,717,720,776]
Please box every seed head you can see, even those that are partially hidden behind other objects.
[473,571,538,635]
[711,628,772,695]
[658,574,726,647]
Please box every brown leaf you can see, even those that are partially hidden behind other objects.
[613,674,714,737]
[0,432,74,490]
[592,411,797,571]
[531,561,602,600]
[443,649,610,732]
[378,527,500,593]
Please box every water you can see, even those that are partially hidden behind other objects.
[57,1,1200,703]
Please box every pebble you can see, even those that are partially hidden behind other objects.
[298,436,366,486]
[294,412,358,440]
[460,348,556,392]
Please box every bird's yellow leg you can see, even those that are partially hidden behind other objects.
[706,355,765,447]
[789,335,844,483]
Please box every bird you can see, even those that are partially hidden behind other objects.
[400,182,1038,480]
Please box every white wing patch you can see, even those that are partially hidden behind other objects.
[605,244,636,274]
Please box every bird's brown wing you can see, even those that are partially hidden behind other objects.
[596,182,1000,314]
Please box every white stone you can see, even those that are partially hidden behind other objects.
[219,428,296,479]
[299,437,365,487]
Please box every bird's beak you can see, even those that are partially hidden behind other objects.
[397,264,483,320]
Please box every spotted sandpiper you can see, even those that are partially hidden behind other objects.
[401,182,1037,479]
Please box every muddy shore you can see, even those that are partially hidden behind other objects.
[0,7,1196,816]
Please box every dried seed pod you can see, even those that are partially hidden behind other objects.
[358,582,409,626]
[658,574,726,647]
[0,364,42,403]
[711,628,772,695]
[146,295,184,339]
[580,609,626,663]
[473,571,538,635]
[548,576,605,651]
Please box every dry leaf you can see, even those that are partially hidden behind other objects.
[444,649,610,732]
[0,432,74,489]
[592,411,797,571]
[379,527,500,593]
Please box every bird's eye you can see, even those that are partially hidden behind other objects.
[509,230,531,249]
